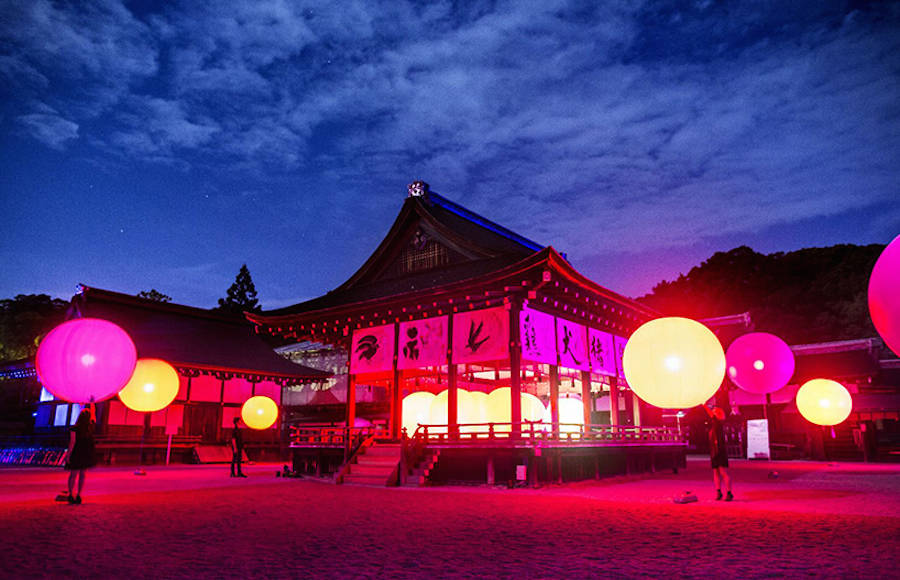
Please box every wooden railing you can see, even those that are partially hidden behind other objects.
[407,422,684,445]
[289,425,391,460]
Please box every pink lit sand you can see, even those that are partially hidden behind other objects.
[1,457,897,578]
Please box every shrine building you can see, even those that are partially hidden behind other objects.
[248,182,686,484]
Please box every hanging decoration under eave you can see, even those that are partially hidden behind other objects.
[519,307,556,365]
[350,324,395,374]
[451,306,509,364]
[398,316,448,370]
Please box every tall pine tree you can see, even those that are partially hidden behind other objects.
[217,264,261,314]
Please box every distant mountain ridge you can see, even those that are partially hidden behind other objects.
[638,244,886,345]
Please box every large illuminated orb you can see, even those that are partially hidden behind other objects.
[402,391,436,436]
[36,318,137,403]
[726,332,795,394]
[623,317,725,409]
[241,395,278,429]
[459,390,488,434]
[486,387,546,433]
[869,235,900,356]
[796,379,852,426]
[118,358,179,412]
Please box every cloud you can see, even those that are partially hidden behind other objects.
[17,110,79,149]
[1,0,897,259]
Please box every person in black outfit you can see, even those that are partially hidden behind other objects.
[64,405,96,504]
[230,417,247,478]
[704,405,732,501]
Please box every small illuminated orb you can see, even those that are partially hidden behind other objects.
[36,318,137,403]
[402,391,436,436]
[796,379,852,426]
[623,317,725,409]
[725,332,795,394]
[869,235,900,357]
[241,396,278,429]
[118,358,179,412]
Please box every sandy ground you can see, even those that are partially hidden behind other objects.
[1,457,898,579]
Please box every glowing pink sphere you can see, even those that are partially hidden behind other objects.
[726,332,795,394]
[869,235,900,357]
[36,318,137,403]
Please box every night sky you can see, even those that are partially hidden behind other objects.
[2,1,898,309]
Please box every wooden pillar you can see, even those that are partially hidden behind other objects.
[346,374,356,430]
[487,454,495,485]
[509,300,522,437]
[549,365,560,436]
[581,370,592,428]
[632,392,642,427]
[448,364,458,439]
[609,376,619,428]
[391,325,401,439]
[624,389,634,426]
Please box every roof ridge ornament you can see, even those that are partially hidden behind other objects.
[407,180,429,198]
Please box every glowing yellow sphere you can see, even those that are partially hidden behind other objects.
[458,390,488,434]
[117,358,179,413]
[402,391,436,436]
[623,317,725,409]
[796,379,853,426]
[241,395,278,430]
[521,392,547,423]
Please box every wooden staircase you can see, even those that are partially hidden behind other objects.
[339,442,401,486]
[402,449,441,487]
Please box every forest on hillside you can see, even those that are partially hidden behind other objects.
[637,244,886,345]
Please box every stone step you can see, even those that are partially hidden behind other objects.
[342,473,394,486]
[350,463,396,476]
[357,456,399,467]
[365,446,402,457]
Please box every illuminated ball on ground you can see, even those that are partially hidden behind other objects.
[623,317,725,409]
[796,379,852,426]
[868,235,900,356]
[241,395,278,429]
[36,318,137,403]
[402,391,436,436]
[118,358,179,412]
[726,332,795,394]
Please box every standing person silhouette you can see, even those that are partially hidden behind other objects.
[230,417,247,478]
[64,404,96,504]
[704,405,733,501]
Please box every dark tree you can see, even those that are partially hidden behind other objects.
[639,244,885,345]
[0,294,69,363]
[137,289,172,302]
[217,264,261,314]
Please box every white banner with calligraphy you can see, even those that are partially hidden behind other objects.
[350,324,395,374]
[519,307,556,364]
[452,307,509,364]
[556,318,589,371]
[398,316,448,369]
[588,328,617,376]
[613,335,628,378]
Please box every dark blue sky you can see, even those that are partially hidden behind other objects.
[2,1,898,309]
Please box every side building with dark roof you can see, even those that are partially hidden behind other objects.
[24,286,328,466]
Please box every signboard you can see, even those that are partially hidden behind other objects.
[556,318,589,371]
[452,307,509,364]
[519,307,556,364]
[613,335,628,378]
[350,324,395,374]
[398,316,448,369]
[747,419,770,459]
[588,328,616,376]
